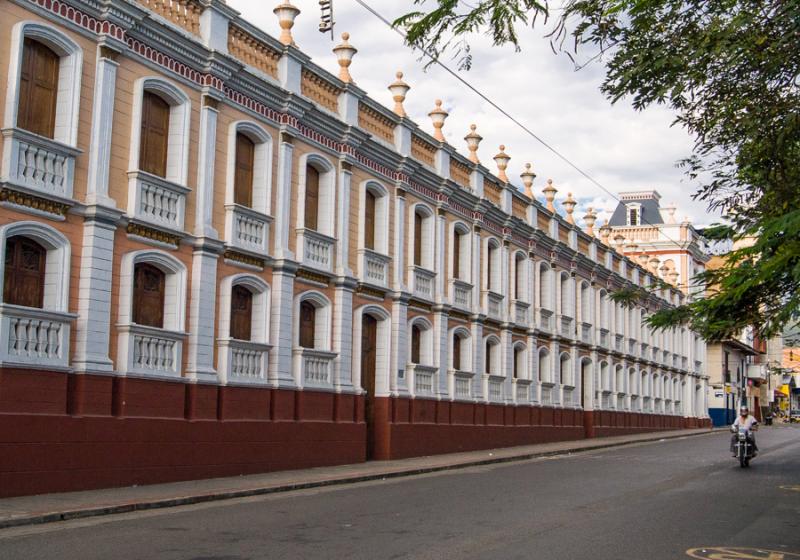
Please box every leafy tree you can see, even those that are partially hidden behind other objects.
[395,0,800,342]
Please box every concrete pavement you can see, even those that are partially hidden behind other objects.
[0,427,715,530]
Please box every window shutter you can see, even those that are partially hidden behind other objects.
[487,247,494,291]
[299,300,316,348]
[17,39,59,139]
[230,285,253,341]
[132,263,165,328]
[3,236,46,309]
[453,336,461,371]
[485,341,493,374]
[139,91,170,178]
[364,190,376,250]
[413,213,422,266]
[234,133,255,207]
[453,232,461,280]
[411,325,421,364]
[304,165,320,230]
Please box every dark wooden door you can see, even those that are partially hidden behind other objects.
[132,263,165,328]
[299,301,316,349]
[4,236,46,308]
[139,91,170,178]
[17,38,59,138]
[234,133,255,207]
[364,190,376,250]
[361,314,378,459]
[304,165,319,231]
[230,285,253,341]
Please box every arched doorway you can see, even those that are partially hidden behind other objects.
[361,313,378,458]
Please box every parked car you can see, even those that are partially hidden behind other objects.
[790,409,800,423]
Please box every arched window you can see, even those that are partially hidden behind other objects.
[233,132,255,207]
[513,344,526,379]
[304,164,320,231]
[139,91,170,177]
[409,318,435,367]
[579,282,591,324]
[364,190,376,250]
[514,253,526,300]
[559,273,572,317]
[410,205,434,271]
[484,337,501,375]
[230,284,253,341]
[453,229,462,280]
[410,323,421,364]
[17,38,59,138]
[538,262,552,311]
[599,290,609,329]
[299,300,316,349]
[132,262,166,328]
[486,239,500,292]
[538,348,551,383]
[559,352,572,385]
[3,236,46,308]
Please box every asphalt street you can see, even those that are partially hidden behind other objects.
[1,426,799,560]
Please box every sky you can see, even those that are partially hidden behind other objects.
[227,0,719,227]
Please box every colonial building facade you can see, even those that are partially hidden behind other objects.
[0,0,709,497]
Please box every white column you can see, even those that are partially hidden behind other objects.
[434,310,449,397]
[273,138,295,260]
[85,50,118,207]
[393,194,406,291]
[194,99,219,238]
[471,321,484,399]
[434,211,446,302]
[502,328,513,402]
[72,210,118,373]
[185,243,221,381]
[335,166,352,275]
[391,297,409,395]
[500,242,509,321]
[269,266,296,387]
[332,280,355,392]
[471,229,481,313]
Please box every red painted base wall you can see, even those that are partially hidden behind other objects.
[0,369,710,498]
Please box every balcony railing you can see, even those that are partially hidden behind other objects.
[450,279,473,311]
[562,386,576,407]
[630,395,639,411]
[614,334,624,352]
[293,347,336,388]
[359,248,391,287]
[618,392,627,410]
[641,343,649,360]
[540,383,554,406]
[652,347,660,361]
[1,128,80,201]
[117,324,186,377]
[409,266,436,301]
[128,171,190,233]
[408,363,437,397]
[0,304,75,369]
[298,228,336,273]
[225,204,271,255]
[483,291,504,321]
[449,369,474,400]
[682,357,688,370]
[598,328,609,348]
[538,308,553,332]
[580,322,592,344]
[514,378,532,403]
[559,316,574,338]
[601,391,613,409]
[695,360,703,373]
[512,300,530,326]
[485,374,505,402]
[628,338,637,356]
[217,338,271,384]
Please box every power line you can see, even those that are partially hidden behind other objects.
[352,0,690,252]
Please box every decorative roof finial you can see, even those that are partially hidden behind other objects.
[563,192,577,224]
[583,207,597,236]
[648,255,660,273]
[464,124,482,164]
[388,71,410,117]
[274,1,300,46]
[668,269,680,286]
[613,232,626,253]
[428,99,448,142]
[520,163,536,198]
[333,32,357,83]
[493,145,510,183]
[543,179,557,213]
[599,220,611,245]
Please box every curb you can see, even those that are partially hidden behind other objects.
[0,429,716,530]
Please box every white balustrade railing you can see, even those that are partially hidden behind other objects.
[218,338,271,384]
[580,322,592,344]
[0,304,75,369]
[117,324,186,377]
[628,338,638,356]
[225,204,271,255]
[618,393,627,410]
[675,400,683,415]
[359,249,391,287]
[128,171,189,232]
[560,316,573,338]
[694,360,702,372]
[540,384,553,406]
[408,363,437,396]
[643,396,653,413]
[562,386,575,407]
[449,369,474,400]
[1,128,79,200]
[514,379,532,403]
[293,347,336,387]
[513,300,530,326]
[484,291,504,321]
[485,374,505,403]
[450,279,473,311]
[630,395,639,411]
[615,334,624,352]
[598,328,609,348]
[298,228,336,273]
[410,266,436,300]
[601,392,612,409]
[538,309,553,332]
[682,357,688,370]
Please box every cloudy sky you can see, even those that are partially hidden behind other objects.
[227,0,717,226]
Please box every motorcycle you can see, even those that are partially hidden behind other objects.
[732,425,757,468]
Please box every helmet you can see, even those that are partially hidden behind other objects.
[739,405,749,415]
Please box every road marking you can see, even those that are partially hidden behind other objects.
[779,485,800,492]
[686,547,800,559]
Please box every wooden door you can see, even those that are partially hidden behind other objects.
[3,236,46,308]
[413,213,423,266]
[304,165,320,231]
[299,301,316,348]
[233,133,255,207]
[361,314,378,459]
[17,38,59,138]
[132,263,165,328]
[364,190,376,250]
[139,91,170,178]
[230,285,253,341]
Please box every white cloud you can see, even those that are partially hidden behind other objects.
[227,0,718,224]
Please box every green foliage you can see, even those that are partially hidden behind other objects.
[395,0,800,341]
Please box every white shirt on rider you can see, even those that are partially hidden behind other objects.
[733,414,758,430]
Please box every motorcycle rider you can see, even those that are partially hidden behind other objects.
[730,405,758,456]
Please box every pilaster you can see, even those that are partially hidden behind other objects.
[194,97,219,238]
[390,296,409,395]
[273,135,295,260]
[434,309,449,398]
[269,263,297,388]
[335,164,353,275]
[85,48,119,207]
[332,278,356,393]
[184,238,223,381]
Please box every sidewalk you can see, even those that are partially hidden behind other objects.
[0,428,715,530]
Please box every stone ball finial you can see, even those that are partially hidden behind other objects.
[563,192,577,224]
[429,99,449,142]
[464,124,482,164]
[493,145,510,183]
[543,179,557,213]
[388,71,410,117]
[520,163,536,198]
[274,1,301,46]
[583,207,598,236]
[333,32,357,83]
